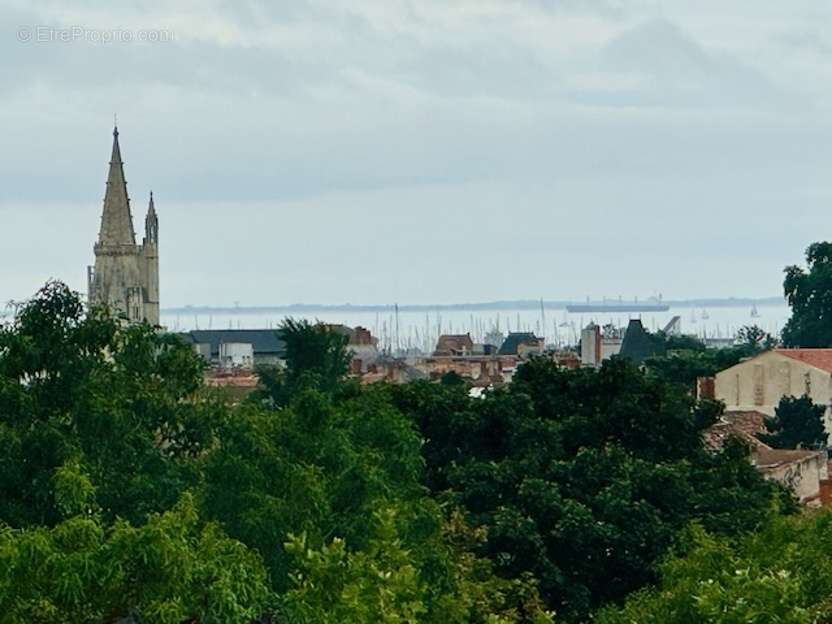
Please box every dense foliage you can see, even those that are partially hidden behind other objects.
[0,283,799,622]
[0,284,551,622]
[758,394,828,450]
[783,241,832,347]
[0,494,272,624]
[598,511,832,623]
[0,281,210,528]
[251,318,352,407]
[391,356,793,620]
[644,325,774,391]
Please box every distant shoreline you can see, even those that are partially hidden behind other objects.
[162,296,787,315]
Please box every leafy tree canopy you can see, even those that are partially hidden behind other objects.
[392,357,793,621]
[201,378,552,622]
[783,241,832,347]
[736,325,777,351]
[757,394,828,450]
[598,512,832,624]
[0,493,272,624]
[0,281,212,527]
[1,283,558,623]
[645,325,774,391]
[0,283,799,623]
[281,508,554,624]
[252,318,353,408]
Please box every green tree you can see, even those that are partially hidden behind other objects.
[393,357,792,621]
[644,349,718,390]
[645,326,772,392]
[737,324,776,351]
[282,508,429,624]
[757,394,828,449]
[202,381,551,622]
[2,283,548,623]
[251,318,352,407]
[281,319,352,389]
[440,370,467,387]
[282,508,553,624]
[783,242,832,347]
[0,493,272,624]
[662,332,707,352]
[597,512,832,624]
[200,385,425,587]
[0,282,212,527]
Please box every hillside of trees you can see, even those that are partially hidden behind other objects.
[0,281,820,623]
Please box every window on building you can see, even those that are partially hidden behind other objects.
[752,364,765,406]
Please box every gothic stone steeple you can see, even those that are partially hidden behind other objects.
[97,126,136,247]
[88,126,160,326]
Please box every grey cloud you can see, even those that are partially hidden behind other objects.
[588,18,783,109]
[775,29,832,57]
[531,0,634,19]
[217,0,321,26]
[1,1,830,305]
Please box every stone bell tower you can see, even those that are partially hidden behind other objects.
[87,126,160,325]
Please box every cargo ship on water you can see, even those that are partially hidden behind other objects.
[566,296,669,314]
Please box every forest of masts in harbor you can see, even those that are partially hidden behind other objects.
[160,302,789,355]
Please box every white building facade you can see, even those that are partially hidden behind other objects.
[714,349,832,434]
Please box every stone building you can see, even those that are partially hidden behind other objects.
[185,329,286,369]
[434,333,475,356]
[703,409,830,506]
[714,349,832,434]
[580,322,623,368]
[87,126,159,325]
[327,325,380,373]
[498,332,544,358]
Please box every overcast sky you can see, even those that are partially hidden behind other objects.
[1,0,830,306]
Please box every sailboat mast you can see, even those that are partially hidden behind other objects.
[395,303,400,355]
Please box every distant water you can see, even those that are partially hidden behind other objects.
[161,302,791,352]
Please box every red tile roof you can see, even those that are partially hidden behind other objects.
[755,448,823,470]
[703,410,771,452]
[776,349,832,372]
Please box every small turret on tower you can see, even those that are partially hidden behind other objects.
[144,190,158,244]
[141,191,160,325]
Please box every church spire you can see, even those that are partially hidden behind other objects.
[97,125,136,246]
[145,190,158,244]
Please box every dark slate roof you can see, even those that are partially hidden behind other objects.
[187,329,286,357]
[618,319,663,365]
[498,332,540,356]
